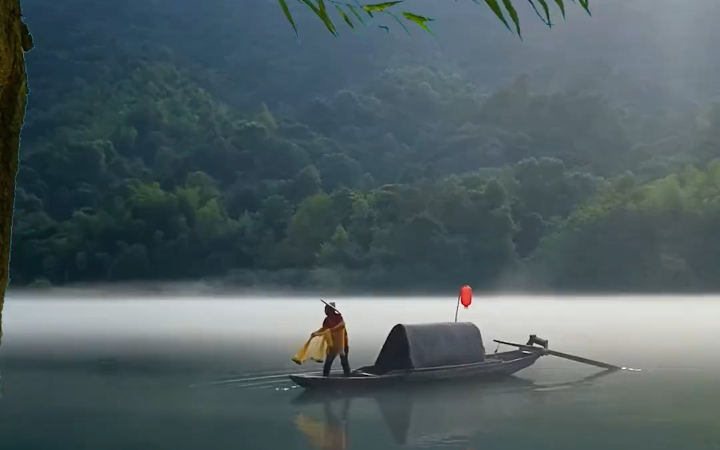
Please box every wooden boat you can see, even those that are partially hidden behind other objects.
[289,322,548,390]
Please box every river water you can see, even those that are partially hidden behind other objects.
[0,291,719,450]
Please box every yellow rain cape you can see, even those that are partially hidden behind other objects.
[292,330,330,364]
[292,322,348,365]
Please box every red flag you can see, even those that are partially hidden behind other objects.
[459,285,472,309]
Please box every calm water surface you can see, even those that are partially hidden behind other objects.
[0,292,719,450]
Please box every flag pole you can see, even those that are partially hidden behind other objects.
[454,294,460,322]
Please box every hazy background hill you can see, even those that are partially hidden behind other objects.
[11,0,720,292]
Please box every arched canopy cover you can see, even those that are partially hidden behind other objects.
[373,322,486,373]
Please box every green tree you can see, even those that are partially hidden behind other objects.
[318,224,361,268]
[281,193,339,266]
[0,0,32,345]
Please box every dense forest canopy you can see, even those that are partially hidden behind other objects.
[11,0,720,292]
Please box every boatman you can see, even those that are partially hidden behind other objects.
[313,301,351,377]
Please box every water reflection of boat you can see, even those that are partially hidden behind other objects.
[292,371,617,448]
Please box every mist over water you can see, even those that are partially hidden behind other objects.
[1,290,719,449]
[3,291,719,370]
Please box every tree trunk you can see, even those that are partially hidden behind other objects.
[0,0,32,347]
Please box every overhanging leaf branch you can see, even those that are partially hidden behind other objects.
[282,0,592,38]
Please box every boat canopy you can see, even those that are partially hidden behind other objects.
[373,322,486,373]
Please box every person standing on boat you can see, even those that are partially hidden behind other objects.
[313,301,351,377]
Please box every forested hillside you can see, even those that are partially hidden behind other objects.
[12,0,720,292]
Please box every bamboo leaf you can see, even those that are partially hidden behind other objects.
[336,4,355,28]
[402,12,435,35]
[363,1,403,14]
[577,0,591,15]
[296,0,322,19]
[526,0,549,26]
[386,11,413,36]
[298,0,338,35]
[534,0,553,26]
[480,0,512,33]
[500,0,522,39]
[319,0,340,34]
[287,0,593,38]
[347,4,367,27]
[278,0,299,36]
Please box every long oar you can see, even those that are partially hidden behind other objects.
[493,339,641,372]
